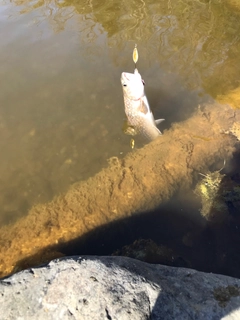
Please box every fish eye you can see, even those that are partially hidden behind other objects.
[123,84,127,87]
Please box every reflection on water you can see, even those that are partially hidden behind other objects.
[0,0,240,277]
[5,0,240,93]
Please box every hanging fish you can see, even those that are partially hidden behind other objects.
[120,45,164,141]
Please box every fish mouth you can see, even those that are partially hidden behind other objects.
[121,71,145,100]
[121,72,128,80]
[121,72,129,80]
[121,71,143,83]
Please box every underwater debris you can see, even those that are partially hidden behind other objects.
[194,164,228,220]
[195,161,240,221]
[222,122,240,141]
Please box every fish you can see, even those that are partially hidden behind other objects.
[120,68,164,141]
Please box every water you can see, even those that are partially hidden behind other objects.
[0,0,129,224]
[0,0,240,277]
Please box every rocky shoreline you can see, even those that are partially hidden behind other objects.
[1,256,240,319]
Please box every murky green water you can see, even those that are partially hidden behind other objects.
[0,0,240,238]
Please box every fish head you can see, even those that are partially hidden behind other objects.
[121,71,144,100]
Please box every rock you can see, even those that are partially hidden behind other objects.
[1,256,240,320]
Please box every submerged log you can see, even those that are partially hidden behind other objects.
[0,102,239,277]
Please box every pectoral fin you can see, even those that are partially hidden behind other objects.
[138,98,149,115]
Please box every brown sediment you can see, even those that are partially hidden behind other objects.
[0,102,239,278]
[217,86,240,110]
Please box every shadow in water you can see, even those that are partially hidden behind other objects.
[14,144,240,277]
[196,147,240,278]
[8,200,240,319]
[2,149,240,318]
[146,75,214,130]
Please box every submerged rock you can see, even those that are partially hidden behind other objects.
[113,238,191,268]
[1,256,240,320]
[0,102,239,278]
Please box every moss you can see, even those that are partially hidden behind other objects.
[213,285,240,307]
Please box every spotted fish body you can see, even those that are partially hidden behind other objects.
[121,69,164,141]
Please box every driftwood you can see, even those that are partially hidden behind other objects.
[0,102,239,277]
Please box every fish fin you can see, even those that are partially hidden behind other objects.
[147,123,162,139]
[138,96,151,115]
[138,99,149,115]
[154,125,162,135]
[142,115,163,138]
[155,119,165,125]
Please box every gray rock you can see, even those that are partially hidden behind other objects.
[0,256,240,320]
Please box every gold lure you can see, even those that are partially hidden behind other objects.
[130,138,135,149]
[133,44,138,67]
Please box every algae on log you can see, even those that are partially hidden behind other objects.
[0,103,239,278]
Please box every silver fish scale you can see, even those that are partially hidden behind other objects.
[124,96,160,141]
